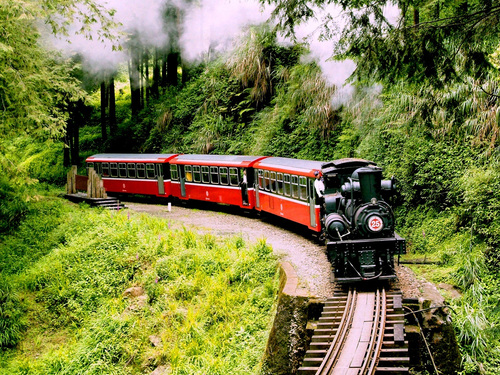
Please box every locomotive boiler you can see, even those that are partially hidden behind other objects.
[320,159,406,283]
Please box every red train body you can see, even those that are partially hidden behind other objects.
[86,153,323,234]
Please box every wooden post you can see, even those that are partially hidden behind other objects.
[66,165,77,194]
[86,167,107,198]
[87,168,93,198]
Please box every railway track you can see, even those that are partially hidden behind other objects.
[298,286,409,375]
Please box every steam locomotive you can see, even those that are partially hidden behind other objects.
[320,159,406,282]
[85,154,405,283]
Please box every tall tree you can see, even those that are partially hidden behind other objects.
[100,80,108,141]
[261,0,500,84]
[129,45,142,116]
[0,0,87,137]
[108,77,116,134]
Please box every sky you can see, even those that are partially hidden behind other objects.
[48,0,401,104]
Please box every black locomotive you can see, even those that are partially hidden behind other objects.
[320,159,406,283]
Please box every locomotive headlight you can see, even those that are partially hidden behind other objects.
[370,197,378,205]
[325,213,349,239]
[367,215,384,232]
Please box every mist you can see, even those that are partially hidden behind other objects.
[47,0,399,104]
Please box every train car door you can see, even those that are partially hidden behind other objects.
[254,169,260,208]
[308,178,317,228]
[237,168,249,205]
[179,165,186,197]
[156,164,165,195]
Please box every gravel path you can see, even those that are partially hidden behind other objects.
[125,200,336,299]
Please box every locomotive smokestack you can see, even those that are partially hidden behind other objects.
[356,167,382,203]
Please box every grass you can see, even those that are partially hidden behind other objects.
[0,194,279,374]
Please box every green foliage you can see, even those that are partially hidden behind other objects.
[0,276,25,348]
[0,173,28,234]
[454,163,500,250]
[264,0,500,84]
[0,195,279,374]
[0,0,87,137]
[245,62,344,159]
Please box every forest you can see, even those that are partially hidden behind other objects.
[1,0,500,373]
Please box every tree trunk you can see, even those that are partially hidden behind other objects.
[167,51,179,86]
[152,49,160,98]
[63,129,71,167]
[129,51,142,116]
[71,102,80,167]
[144,50,150,104]
[140,52,145,108]
[100,81,107,141]
[161,52,167,89]
[108,77,116,135]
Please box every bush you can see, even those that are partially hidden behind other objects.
[0,276,25,348]
[0,174,28,234]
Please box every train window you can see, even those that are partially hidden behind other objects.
[230,168,239,186]
[146,164,155,179]
[210,166,219,184]
[258,169,264,189]
[170,164,179,181]
[264,170,270,191]
[185,165,193,182]
[119,163,127,178]
[87,162,94,171]
[136,164,145,179]
[291,175,299,198]
[102,163,110,177]
[96,163,103,175]
[299,176,307,201]
[201,166,210,183]
[193,166,201,182]
[220,167,228,185]
[270,171,276,193]
[127,164,136,178]
[110,163,118,177]
[145,164,153,178]
[283,174,291,196]
[277,173,283,195]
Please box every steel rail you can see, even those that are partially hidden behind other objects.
[359,287,387,374]
[369,288,386,374]
[315,287,357,375]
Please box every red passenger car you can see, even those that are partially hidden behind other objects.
[252,157,323,232]
[168,154,267,208]
[86,154,178,197]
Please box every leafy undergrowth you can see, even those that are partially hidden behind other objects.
[400,208,500,374]
[0,196,279,375]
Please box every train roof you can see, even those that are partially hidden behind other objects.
[321,158,376,175]
[170,154,267,167]
[86,154,178,163]
[253,157,324,176]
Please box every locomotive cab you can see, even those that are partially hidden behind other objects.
[321,159,406,283]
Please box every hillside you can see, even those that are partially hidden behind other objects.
[1,0,500,373]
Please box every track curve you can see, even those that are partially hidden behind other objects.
[298,287,409,375]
